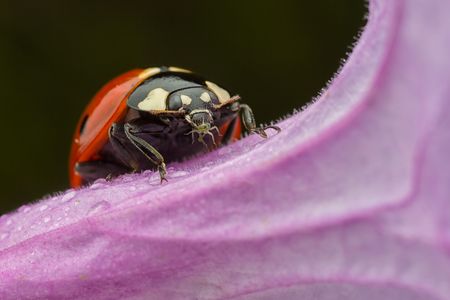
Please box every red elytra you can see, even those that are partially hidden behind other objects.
[69,67,242,187]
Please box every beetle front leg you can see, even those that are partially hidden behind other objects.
[239,103,281,138]
[124,123,168,183]
[109,123,141,173]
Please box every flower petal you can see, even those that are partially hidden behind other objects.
[2,0,450,299]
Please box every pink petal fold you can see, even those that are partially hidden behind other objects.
[2,0,450,299]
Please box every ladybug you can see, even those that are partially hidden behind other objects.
[69,66,280,187]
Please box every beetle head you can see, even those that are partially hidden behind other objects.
[184,109,219,147]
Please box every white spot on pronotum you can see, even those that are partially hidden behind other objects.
[138,67,161,79]
[168,66,191,73]
[205,81,231,104]
[200,92,211,102]
[138,88,169,111]
[180,95,193,105]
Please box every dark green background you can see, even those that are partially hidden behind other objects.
[0,1,365,214]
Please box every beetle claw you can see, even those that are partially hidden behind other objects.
[252,125,281,138]
[254,128,268,138]
[158,163,167,184]
[105,173,114,181]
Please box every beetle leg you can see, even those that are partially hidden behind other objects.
[239,104,281,138]
[109,123,141,172]
[124,123,167,183]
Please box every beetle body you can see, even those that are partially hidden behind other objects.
[69,66,278,187]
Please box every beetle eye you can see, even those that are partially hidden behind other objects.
[168,96,183,111]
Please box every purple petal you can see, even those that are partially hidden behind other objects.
[2,0,450,299]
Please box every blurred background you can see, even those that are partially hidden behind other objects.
[0,1,365,214]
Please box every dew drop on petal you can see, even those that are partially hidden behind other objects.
[87,200,112,215]
[61,191,76,203]
[18,206,31,213]
[121,176,134,183]
[145,172,161,185]
[171,170,189,178]
[90,178,108,189]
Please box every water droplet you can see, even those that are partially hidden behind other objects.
[121,176,134,183]
[18,206,31,213]
[61,191,76,203]
[145,172,161,184]
[142,169,154,176]
[39,205,48,212]
[90,179,107,189]
[0,233,9,240]
[43,217,51,223]
[129,186,137,191]
[87,200,111,215]
[95,178,107,184]
[171,170,189,178]
[17,226,23,231]
[6,219,12,226]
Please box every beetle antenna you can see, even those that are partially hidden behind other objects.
[214,95,241,109]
